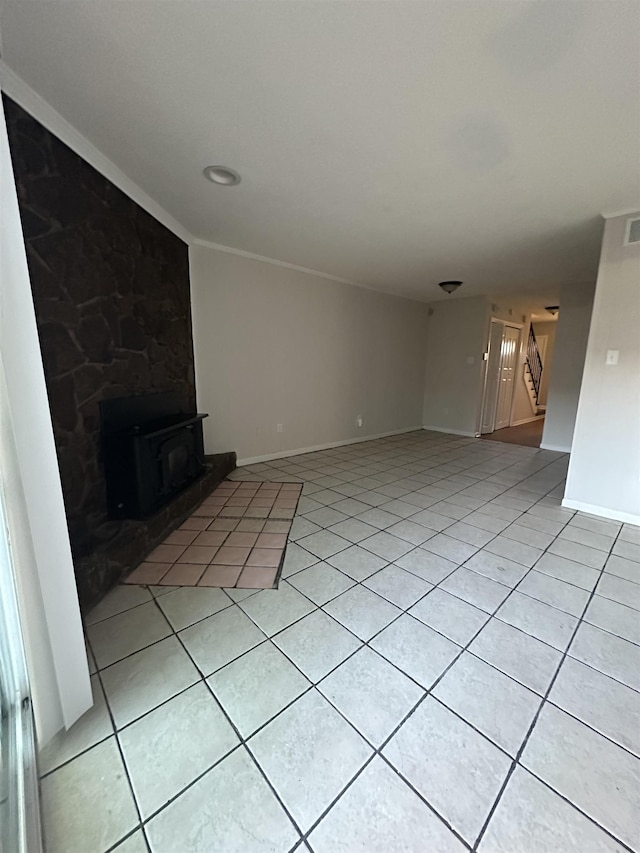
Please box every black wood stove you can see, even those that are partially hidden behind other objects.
[100,392,208,519]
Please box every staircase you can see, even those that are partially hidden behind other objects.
[524,325,545,416]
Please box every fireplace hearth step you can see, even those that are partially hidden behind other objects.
[123,480,303,591]
[76,451,236,613]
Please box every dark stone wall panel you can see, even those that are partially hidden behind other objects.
[4,95,199,608]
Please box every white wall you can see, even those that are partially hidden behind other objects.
[422,297,488,436]
[0,94,91,744]
[564,213,640,524]
[190,244,429,462]
[541,282,595,452]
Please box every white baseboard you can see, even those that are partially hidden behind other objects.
[510,415,544,427]
[540,442,571,453]
[235,426,424,467]
[561,499,640,527]
[422,425,477,438]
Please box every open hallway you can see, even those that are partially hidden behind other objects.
[480,418,545,448]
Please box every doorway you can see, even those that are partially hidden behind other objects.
[480,418,545,448]
[480,319,522,435]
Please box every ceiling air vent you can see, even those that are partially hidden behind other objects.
[623,217,640,246]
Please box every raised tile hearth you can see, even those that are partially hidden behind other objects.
[124,482,303,590]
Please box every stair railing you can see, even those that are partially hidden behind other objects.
[525,325,543,404]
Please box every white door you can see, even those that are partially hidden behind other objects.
[480,321,505,434]
[495,325,520,430]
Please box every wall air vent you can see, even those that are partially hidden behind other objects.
[624,217,640,246]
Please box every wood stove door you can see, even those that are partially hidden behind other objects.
[157,428,199,495]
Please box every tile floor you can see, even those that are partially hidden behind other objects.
[40,430,640,853]
[124,482,303,590]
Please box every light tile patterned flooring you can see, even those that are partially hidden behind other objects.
[40,430,640,853]
[124,481,303,590]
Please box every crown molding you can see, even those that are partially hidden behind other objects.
[192,238,439,304]
[0,64,408,299]
[0,62,192,243]
[192,238,435,303]
[190,237,368,287]
[2,64,439,305]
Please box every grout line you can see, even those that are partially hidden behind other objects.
[168,618,308,845]
[92,453,589,691]
[87,635,149,851]
[275,475,636,848]
[541,692,640,759]
[471,519,630,852]
[578,611,640,649]
[285,525,561,849]
[86,598,236,671]
[69,435,626,851]
[222,489,576,843]
[91,590,308,846]
[500,766,637,853]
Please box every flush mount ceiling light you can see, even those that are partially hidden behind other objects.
[203,165,241,186]
[545,305,560,316]
[438,280,463,295]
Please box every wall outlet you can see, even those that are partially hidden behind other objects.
[276,423,284,432]
[356,415,364,428]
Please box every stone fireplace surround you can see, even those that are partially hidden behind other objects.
[4,95,235,611]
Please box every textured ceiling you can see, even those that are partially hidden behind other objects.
[1,1,639,302]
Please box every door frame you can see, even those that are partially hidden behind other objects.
[498,323,523,430]
[479,318,523,435]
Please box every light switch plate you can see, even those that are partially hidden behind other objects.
[606,350,619,365]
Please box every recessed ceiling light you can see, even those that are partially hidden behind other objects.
[203,165,241,186]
